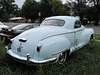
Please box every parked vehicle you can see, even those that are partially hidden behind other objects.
[0,21,8,32]
[0,24,35,41]
[6,16,94,65]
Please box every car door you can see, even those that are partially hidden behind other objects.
[74,20,84,49]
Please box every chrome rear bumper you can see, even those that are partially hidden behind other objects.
[7,49,57,65]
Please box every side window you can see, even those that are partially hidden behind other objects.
[74,20,81,28]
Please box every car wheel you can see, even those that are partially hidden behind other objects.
[58,51,68,64]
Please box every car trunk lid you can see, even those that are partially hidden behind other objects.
[11,26,59,58]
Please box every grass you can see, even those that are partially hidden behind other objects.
[95,34,100,40]
[0,35,100,75]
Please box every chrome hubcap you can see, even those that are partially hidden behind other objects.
[59,52,67,64]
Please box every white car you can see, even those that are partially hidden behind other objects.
[6,16,94,65]
[0,21,8,32]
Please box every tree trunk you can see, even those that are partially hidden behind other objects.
[94,12,99,26]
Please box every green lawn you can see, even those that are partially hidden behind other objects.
[95,34,100,40]
[0,35,100,75]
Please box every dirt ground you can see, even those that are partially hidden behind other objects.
[4,23,100,34]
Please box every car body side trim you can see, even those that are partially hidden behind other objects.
[41,28,84,41]
[52,48,67,55]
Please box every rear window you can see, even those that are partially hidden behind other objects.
[41,19,65,26]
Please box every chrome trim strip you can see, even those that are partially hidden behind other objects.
[19,38,27,42]
[30,57,56,63]
[52,49,67,55]
[41,28,84,41]
[7,50,57,64]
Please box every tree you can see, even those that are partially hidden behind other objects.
[41,0,52,20]
[66,0,100,25]
[66,0,88,23]
[86,6,97,22]
[0,0,18,21]
[50,0,70,16]
[21,0,40,22]
[67,0,100,25]
[41,0,70,21]
[87,0,100,25]
[75,2,88,24]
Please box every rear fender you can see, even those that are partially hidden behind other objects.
[85,28,94,43]
[36,36,70,61]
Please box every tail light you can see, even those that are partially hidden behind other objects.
[9,32,16,35]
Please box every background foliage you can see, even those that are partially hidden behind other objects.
[21,0,40,22]
[0,0,100,25]
[0,0,18,21]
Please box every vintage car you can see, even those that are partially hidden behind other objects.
[0,21,8,32]
[6,16,94,65]
[0,23,37,42]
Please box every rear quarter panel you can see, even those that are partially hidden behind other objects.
[84,28,94,43]
[37,35,71,61]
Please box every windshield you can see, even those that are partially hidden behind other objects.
[0,22,4,25]
[41,19,65,26]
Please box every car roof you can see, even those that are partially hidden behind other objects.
[44,16,79,29]
[45,16,78,20]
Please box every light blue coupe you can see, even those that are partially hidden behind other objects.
[6,16,94,65]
